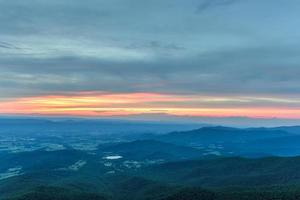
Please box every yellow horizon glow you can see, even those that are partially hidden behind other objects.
[1,92,300,119]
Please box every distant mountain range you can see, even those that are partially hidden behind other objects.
[2,118,300,199]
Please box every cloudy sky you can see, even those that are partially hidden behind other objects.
[1,0,300,123]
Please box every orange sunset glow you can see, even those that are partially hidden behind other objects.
[1,92,300,119]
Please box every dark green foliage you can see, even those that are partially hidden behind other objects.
[142,156,300,187]
[98,140,204,161]
[162,188,215,200]
[4,156,300,200]
[0,150,87,172]
[6,185,300,200]
[160,187,300,200]
[237,135,300,156]
[7,186,107,200]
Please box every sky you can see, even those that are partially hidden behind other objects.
[1,0,300,125]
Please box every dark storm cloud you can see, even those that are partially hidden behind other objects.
[1,0,300,99]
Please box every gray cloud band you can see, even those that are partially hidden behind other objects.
[0,0,299,99]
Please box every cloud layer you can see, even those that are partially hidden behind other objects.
[1,0,300,119]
